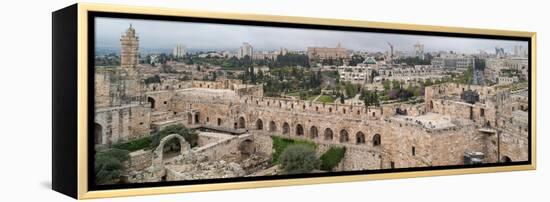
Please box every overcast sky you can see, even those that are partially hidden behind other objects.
[95,17,527,53]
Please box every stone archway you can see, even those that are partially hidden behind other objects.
[282,122,290,134]
[152,134,192,169]
[296,124,304,136]
[147,97,156,109]
[269,121,277,132]
[324,128,333,141]
[94,123,103,145]
[309,126,318,139]
[339,129,349,143]
[502,156,512,163]
[238,117,246,129]
[373,134,381,146]
[255,119,263,130]
[194,113,200,124]
[356,131,365,144]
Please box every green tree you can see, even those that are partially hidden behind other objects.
[392,80,401,90]
[348,54,365,66]
[279,145,320,174]
[424,79,433,86]
[320,147,346,171]
[382,80,391,92]
[95,148,129,185]
[212,71,217,81]
[144,75,161,85]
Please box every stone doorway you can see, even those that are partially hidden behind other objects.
[152,134,192,168]
[147,97,155,109]
[238,117,246,128]
[255,119,263,130]
[94,123,103,145]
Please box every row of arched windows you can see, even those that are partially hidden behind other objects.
[255,119,381,146]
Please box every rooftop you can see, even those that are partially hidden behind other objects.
[392,112,456,130]
[175,88,238,102]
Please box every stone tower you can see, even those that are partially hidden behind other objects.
[119,24,143,104]
[120,24,139,68]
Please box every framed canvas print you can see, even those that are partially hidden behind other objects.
[52,3,536,199]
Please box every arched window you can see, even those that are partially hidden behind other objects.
[356,132,365,144]
[94,123,103,145]
[269,121,277,132]
[147,97,155,109]
[373,134,381,146]
[309,126,318,139]
[238,117,246,129]
[339,129,349,143]
[324,128,333,141]
[282,122,290,134]
[194,113,200,124]
[296,124,304,136]
[255,119,263,130]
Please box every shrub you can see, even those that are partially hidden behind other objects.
[150,124,198,149]
[320,146,346,171]
[279,145,320,174]
[144,74,161,85]
[95,148,129,185]
[271,136,316,164]
[112,136,152,152]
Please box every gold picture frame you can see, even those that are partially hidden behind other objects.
[52,3,536,199]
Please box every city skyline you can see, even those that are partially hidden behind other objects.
[96,17,528,54]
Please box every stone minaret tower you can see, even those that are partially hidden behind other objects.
[120,24,139,68]
[119,24,143,104]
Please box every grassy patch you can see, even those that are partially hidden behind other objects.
[317,95,335,103]
[286,91,301,97]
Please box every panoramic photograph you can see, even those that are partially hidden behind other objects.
[93,17,530,185]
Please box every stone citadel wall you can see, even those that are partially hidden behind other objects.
[96,72,529,170]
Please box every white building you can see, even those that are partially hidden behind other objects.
[498,76,519,85]
[338,65,368,84]
[172,44,186,58]
[238,42,253,59]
